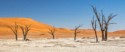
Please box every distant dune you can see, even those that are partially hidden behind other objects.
[0,17,124,39]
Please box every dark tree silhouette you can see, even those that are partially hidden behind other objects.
[20,25,31,41]
[104,14,117,41]
[74,25,82,40]
[92,6,105,41]
[92,6,116,41]
[48,26,56,39]
[7,23,18,41]
[91,17,98,42]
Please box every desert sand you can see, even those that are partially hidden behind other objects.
[0,18,124,39]
[0,18,125,52]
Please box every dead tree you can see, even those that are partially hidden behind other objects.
[48,26,56,39]
[20,25,31,41]
[104,14,116,41]
[74,25,82,40]
[92,6,106,41]
[91,17,98,42]
[7,23,18,41]
[92,6,116,41]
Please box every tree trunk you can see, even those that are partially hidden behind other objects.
[94,30,98,42]
[52,34,55,39]
[24,35,26,41]
[101,30,105,41]
[104,27,108,41]
[15,35,18,41]
[74,32,77,40]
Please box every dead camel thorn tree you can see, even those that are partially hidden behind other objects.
[48,26,56,39]
[91,17,99,42]
[20,25,31,41]
[7,23,19,41]
[92,6,105,41]
[74,25,82,40]
[92,6,116,41]
[103,14,117,41]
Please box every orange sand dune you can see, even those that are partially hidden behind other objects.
[0,17,124,39]
[0,17,72,38]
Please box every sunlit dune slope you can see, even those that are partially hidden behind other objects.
[0,18,52,32]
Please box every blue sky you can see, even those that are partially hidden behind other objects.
[0,0,125,31]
